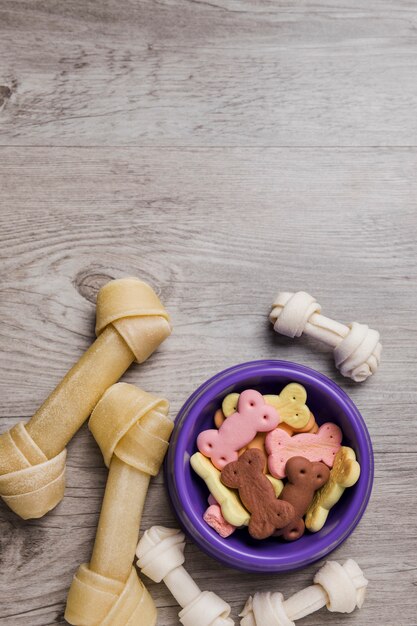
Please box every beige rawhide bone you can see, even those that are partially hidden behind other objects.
[270,291,381,382]
[137,526,234,626]
[65,383,173,626]
[240,559,368,626]
[0,277,171,519]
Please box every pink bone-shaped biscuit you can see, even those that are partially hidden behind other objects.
[266,422,342,478]
[197,389,281,469]
[203,503,236,538]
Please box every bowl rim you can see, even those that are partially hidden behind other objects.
[165,359,374,573]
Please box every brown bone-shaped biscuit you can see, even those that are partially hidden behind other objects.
[220,448,295,540]
[277,456,330,541]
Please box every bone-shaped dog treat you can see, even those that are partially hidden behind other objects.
[266,423,342,478]
[0,277,171,519]
[306,446,361,532]
[221,449,295,540]
[137,526,234,626]
[264,384,310,429]
[198,390,281,470]
[191,452,283,527]
[221,384,310,431]
[204,499,237,538]
[240,559,368,626]
[65,383,173,626]
[278,411,318,436]
[270,291,381,382]
[276,457,330,541]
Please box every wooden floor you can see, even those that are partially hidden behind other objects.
[0,1,416,624]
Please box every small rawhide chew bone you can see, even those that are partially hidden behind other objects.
[65,383,173,626]
[270,291,382,382]
[306,446,360,532]
[240,559,368,625]
[277,457,330,541]
[221,449,295,540]
[0,277,171,519]
[136,526,235,626]
[197,390,281,470]
[266,423,342,478]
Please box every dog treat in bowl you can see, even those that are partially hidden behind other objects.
[167,360,373,573]
[190,377,362,547]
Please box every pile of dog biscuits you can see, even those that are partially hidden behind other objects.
[191,383,361,541]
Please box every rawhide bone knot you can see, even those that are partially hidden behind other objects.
[65,383,173,626]
[276,457,329,541]
[270,291,381,382]
[197,389,281,470]
[0,277,171,519]
[221,449,295,540]
[136,526,234,626]
[240,559,368,625]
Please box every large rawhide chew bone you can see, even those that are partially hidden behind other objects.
[0,277,171,519]
[65,383,173,626]
[137,526,235,626]
[240,559,368,626]
[270,291,381,382]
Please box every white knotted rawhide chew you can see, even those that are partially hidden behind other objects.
[137,526,235,626]
[0,277,171,519]
[270,291,381,382]
[65,384,173,626]
[240,559,368,626]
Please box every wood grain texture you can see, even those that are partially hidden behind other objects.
[0,148,416,625]
[0,0,416,624]
[1,1,417,146]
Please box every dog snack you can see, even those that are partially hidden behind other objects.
[266,423,342,478]
[221,384,310,431]
[278,411,318,436]
[191,452,283,527]
[0,277,171,519]
[198,390,281,469]
[269,290,381,382]
[204,502,237,538]
[240,559,368,625]
[306,446,361,532]
[263,383,310,429]
[193,385,358,542]
[244,432,268,469]
[276,457,330,541]
[214,408,226,429]
[221,449,295,540]
[65,383,173,626]
[137,526,234,626]
[222,393,240,418]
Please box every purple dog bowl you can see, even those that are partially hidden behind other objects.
[165,360,373,573]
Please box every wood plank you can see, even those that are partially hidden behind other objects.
[0,1,417,146]
[0,146,416,624]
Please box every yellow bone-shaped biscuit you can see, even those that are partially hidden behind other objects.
[305,446,360,532]
[221,393,239,418]
[190,452,283,527]
[264,383,310,429]
[221,383,310,429]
